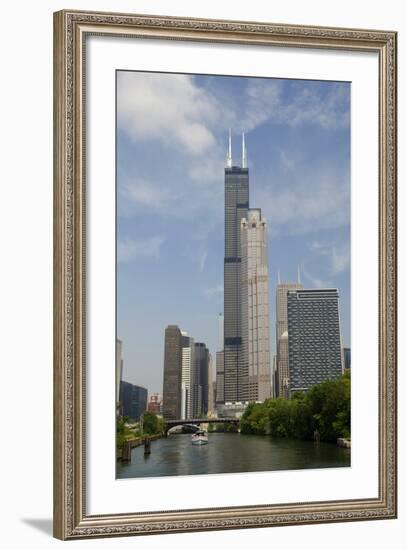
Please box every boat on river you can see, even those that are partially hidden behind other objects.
[191,430,208,445]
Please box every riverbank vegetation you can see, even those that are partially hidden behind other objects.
[240,371,350,443]
[116,411,164,449]
[208,422,239,433]
[116,416,137,448]
[141,411,165,435]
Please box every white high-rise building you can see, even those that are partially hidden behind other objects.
[207,353,214,415]
[241,208,271,401]
[181,332,194,419]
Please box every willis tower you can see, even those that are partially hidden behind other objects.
[223,130,249,402]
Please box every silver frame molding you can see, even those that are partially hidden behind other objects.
[53,9,397,540]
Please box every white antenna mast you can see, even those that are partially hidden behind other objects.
[242,132,247,168]
[226,129,232,168]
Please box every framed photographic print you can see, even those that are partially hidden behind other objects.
[53,9,397,540]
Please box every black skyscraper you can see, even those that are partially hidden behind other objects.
[162,325,183,419]
[193,342,209,416]
[223,132,249,402]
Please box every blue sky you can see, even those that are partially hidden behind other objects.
[116,71,350,395]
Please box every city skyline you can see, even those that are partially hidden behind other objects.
[117,70,350,394]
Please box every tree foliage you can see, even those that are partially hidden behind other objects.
[240,371,351,442]
[116,415,134,448]
[141,411,164,435]
[208,422,238,433]
[117,411,164,448]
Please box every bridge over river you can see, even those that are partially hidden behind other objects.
[164,417,239,435]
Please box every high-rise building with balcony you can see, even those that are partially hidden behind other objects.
[287,289,343,394]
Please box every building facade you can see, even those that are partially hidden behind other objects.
[215,350,225,406]
[162,325,211,420]
[224,132,249,402]
[193,342,210,417]
[162,325,183,420]
[181,332,194,420]
[287,289,343,394]
[272,355,277,398]
[240,208,271,401]
[276,282,303,398]
[147,393,162,414]
[119,381,148,421]
[207,353,214,414]
[343,347,351,371]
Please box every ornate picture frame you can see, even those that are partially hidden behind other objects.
[53,9,397,540]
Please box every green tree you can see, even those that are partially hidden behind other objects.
[239,372,350,442]
[141,411,164,435]
[306,371,351,442]
[116,416,134,448]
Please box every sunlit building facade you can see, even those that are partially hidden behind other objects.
[276,281,303,398]
[241,208,271,401]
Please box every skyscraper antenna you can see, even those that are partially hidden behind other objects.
[297,266,301,284]
[226,129,232,168]
[242,132,247,168]
[278,269,281,284]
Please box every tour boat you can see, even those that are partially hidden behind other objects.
[191,430,208,445]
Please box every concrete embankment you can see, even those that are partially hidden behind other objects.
[117,433,163,460]
[337,437,351,449]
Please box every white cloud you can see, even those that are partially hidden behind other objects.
[118,73,349,166]
[121,178,168,209]
[198,250,208,273]
[331,243,350,274]
[117,73,350,237]
[279,149,300,172]
[258,168,350,236]
[188,154,225,182]
[117,72,220,155]
[243,80,349,130]
[302,266,333,289]
[119,174,224,231]
[204,284,223,297]
[309,240,332,255]
[307,240,350,276]
[117,236,165,263]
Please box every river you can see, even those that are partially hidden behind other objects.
[116,432,350,479]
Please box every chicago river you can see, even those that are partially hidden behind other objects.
[116,433,350,479]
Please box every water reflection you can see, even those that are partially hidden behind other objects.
[117,433,350,479]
